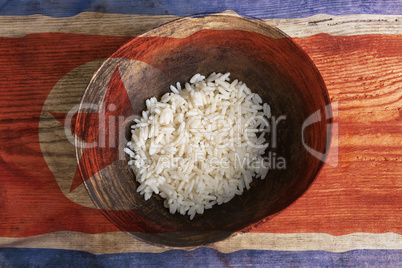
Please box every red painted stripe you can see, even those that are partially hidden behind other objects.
[247,34,402,234]
[0,33,132,237]
[0,33,400,237]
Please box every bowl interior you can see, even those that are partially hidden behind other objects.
[76,15,330,247]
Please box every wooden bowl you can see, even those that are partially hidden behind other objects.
[75,14,331,247]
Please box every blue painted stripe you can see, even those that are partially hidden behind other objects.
[0,0,401,18]
[1,248,401,267]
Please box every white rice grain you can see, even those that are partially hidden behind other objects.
[126,73,271,219]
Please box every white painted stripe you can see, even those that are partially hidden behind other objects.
[267,13,402,37]
[0,12,400,38]
[0,232,401,254]
[0,13,178,38]
[214,232,402,253]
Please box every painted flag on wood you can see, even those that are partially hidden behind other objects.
[0,0,401,266]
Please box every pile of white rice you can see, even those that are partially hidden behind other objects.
[125,72,271,219]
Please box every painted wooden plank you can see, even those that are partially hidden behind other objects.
[0,1,400,265]
[251,33,402,235]
[1,232,402,254]
[0,33,400,239]
[0,13,401,38]
[0,0,401,18]
[0,247,401,267]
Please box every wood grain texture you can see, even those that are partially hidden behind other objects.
[250,33,402,235]
[1,232,402,254]
[0,13,401,38]
[39,60,105,208]
[0,13,178,38]
[1,247,401,267]
[0,0,400,18]
[0,13,400,251]
[0,33,130,236]
[268,14,402,37]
